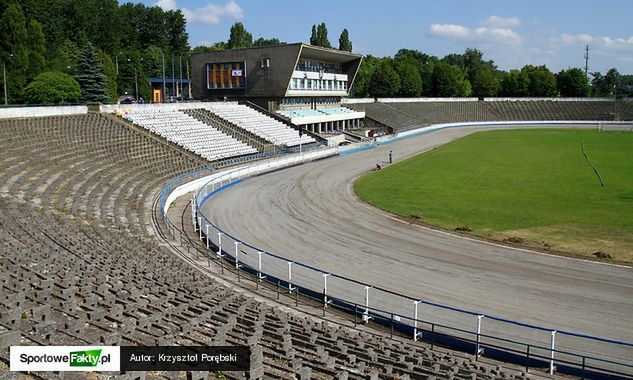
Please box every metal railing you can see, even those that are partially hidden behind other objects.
[159,121,633,379]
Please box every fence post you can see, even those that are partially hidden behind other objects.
[217,232,223,258]
[550,330,556,375]
[234,241,240,269]
[288,262,294,293]
[198,217,202,240]
[413,300,422,341]
[476,315,484,359]
[322,273,330,306]
[363,286,371,323]
[525,345,530,373]
[257,251,264,282]
[205,225,209,249]
[191,195,196,227]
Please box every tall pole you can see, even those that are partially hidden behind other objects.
[186,60,191,99]
[134,68,138,100]
[171,52,176,99]
[161,52,166,103]
[584,45,589,77]
[3,61,7,105]
[179,55,183,98]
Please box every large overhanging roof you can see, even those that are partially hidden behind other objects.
[299,44,362,64]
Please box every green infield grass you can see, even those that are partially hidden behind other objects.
[354,129,633,262]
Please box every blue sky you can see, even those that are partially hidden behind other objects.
[135,0,633,74]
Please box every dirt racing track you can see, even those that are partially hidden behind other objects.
[199,124,633,369]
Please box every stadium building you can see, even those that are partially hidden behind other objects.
[191,43,366,135]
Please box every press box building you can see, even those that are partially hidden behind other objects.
[191,43,365,134]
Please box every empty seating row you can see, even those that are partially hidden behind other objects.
[207,103,315,147]
[124,109,258,161]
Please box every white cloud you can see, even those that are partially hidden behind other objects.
[558,33,633,51]
[428,23,471,39]
[428,21,520,45]
[479,16,521,29]
[156,0,177,11]
[156,0,243,25]
[474,27,521,44]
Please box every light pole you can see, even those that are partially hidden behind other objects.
[3,53,13,105]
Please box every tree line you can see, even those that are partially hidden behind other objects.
[354,48,632,98]
[0,0,189,104]
[0,1,630,105]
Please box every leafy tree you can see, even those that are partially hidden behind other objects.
[591,68,620,96]
[26,19,46,80]
[310,22,331,48]
[23,71,81,104]
[254,37,284,46]
[49,39,80,75]
[472,67,500,97]
[395,61,422,97]
[522,65,557,97]
[500,70,529,96]
[394,49,436,96]
[227,22,252,49]
[369,60,400,97]
[338,29,352,52]
[431,61,469,97]
[0,3,29,102]
[352,55,379,97]
[97,49,117,103]
[557,67,590,97]
[192,43,227,53]
[75,42,109,103]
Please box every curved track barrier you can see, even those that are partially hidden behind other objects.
[161,120,633,379]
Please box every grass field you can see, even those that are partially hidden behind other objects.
[354,129,633,262]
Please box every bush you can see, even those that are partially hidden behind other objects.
[23,71,81,104]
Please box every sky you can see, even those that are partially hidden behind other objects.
[134,0,633,74]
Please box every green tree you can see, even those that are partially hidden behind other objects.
[472,67,500,97]
[500,70,529,96]
[253,37,284,46]
[352,55,379,97]
[227,22,252,49]
[369,60,400,97]
[23,71,81,104]
[310,23,331,48]
[97,49,117,102]
[591,68,620,96]
[75,42,109,103]
[395,61,422,97]
[556,67,590,97]
[431,61,468,97]
[49,39,80,75]
[192,42,227,53]
[522,65,558,97]
[0,3,29,102]
[26,19,46,80]
[338,29,352,52]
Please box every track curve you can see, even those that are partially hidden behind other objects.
[202,125,633,347]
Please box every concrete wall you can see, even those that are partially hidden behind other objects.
[0,105,87,119]
[343,97,618,104]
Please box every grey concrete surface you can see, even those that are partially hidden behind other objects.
[201,125,633,364]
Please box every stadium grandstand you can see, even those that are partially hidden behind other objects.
[191,44,366,139]
[0,108,547,379]
[2,42,633,379]
[346,98,633,132]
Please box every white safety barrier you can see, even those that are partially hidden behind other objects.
[0,105,87,119]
